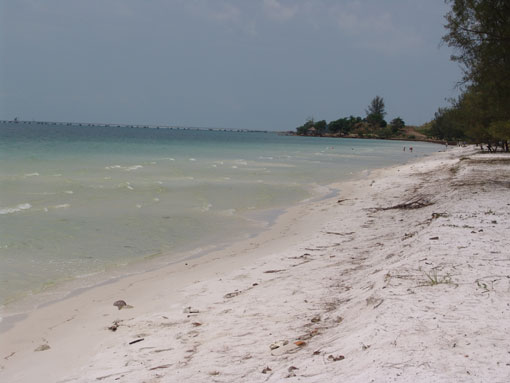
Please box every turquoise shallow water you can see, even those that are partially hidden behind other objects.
[0,122,440,307]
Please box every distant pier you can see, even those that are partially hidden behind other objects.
[0,119,269,133]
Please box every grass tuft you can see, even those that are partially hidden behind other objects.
[423,270,453,286]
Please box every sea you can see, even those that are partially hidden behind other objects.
[0,121,440,316]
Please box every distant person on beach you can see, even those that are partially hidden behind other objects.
[403,146,406,151]
[409,147,413,152]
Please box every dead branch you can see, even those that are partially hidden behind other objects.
[374,197,434,211]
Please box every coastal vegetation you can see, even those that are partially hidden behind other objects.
[426,0,510,151]
[295,96,411,140]
[296,0,509,152]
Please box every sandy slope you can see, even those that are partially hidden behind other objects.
[1,146,509,382]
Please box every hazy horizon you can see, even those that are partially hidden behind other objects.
[0,0,462,131]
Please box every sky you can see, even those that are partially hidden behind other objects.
[0,0,462,131]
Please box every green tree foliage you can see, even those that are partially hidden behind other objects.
[389,117,405,134]
[295,96,406,139]
[327,116,362,134]
[377,126,396,139]
[296,118,314,135]
[444,0,510,93]
[315,120,327,136]
[295,118,327,136]
[430,107,465,140]
[365,96,387,127]
[366,96,386,118]
[441,0,510,150]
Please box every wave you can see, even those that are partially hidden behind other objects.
[125,165,143,171]
[53,204,71,209]
[117,182,134,190]
[105,165,144,171]
[0,203,32,215]
[199,203,212,212]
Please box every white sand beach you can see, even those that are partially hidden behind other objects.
[1,146,509,382]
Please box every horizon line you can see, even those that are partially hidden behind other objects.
[0,119,274,133]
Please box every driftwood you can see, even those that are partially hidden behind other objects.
[149,364,171,370]
[325,231,355,236]
[374,197,433,211]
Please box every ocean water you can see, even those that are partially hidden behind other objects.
[0,121,440,309]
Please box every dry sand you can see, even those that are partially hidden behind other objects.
[1,146,509,382]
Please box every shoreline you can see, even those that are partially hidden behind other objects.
[284,131,456,146]
[2,146,509,382]
[0,165,360,381]
[0,160,360,334]
[1,122,442,314]
[0,139,427,329]
[0,180,342,331]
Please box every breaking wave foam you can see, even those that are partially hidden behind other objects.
[0,203,32,215]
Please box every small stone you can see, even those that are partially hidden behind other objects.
[113,300,133,310]
[270,340,288,350]
[113,300,127,310]
[224,291,241,299]
[287,366,299,377]
[108,320,121,332]
[34,344,50,352]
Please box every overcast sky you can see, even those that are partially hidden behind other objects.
[0,0,462,130]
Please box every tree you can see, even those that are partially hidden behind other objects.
[296,117,322,136]
[366,96,387,127]
[389,117,405,134]
[442,0,510,150]
[315,120,327,136]
[327,116,362,134]
[296,118,314,135]
[366,96,386,118]
[443,0,510,88]
[430,108,452,140]
[327,118,348,134]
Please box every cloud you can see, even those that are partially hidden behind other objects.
[332,1,423,54]
[263,0,298,22]
[177,0,259,35]
[209,3,241,23]
[177,0,237,22]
